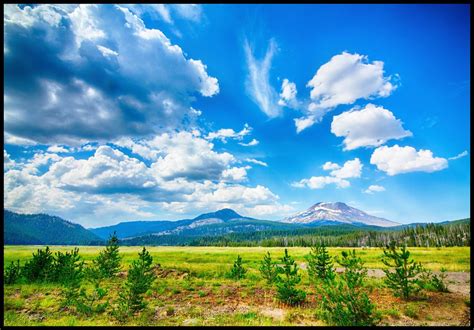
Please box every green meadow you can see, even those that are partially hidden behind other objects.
[3,245,471,326]
[4,245,471,272]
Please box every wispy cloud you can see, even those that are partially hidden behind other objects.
[448,150,468,161]
[244,38,281,118]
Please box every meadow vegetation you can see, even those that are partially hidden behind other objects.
[3,243,470,326]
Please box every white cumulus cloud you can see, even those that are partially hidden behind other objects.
[363,185,386,194]
[292,158,362,189]
[322,161,340,171]
[4,4,218,145]
[331,104,412,150]
[370,145,448,176]
[278,78,298,108]
[206,124,252,143]
[239,139,259,147]
[295,51,398,133]
[329,158,363,179]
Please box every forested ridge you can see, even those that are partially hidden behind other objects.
[122,219,470,247]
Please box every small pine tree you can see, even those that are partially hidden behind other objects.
[53,248,84,284]
[318,249,378,326]
[58,248,88,312]
[306,244,335,282]
[229,255,247,280]
[115,247,156,319]
[4,260,21,285]
[259,251,278,284]
[381,242,423,299]
[275,249,306,306]
[23,246,55,282]
[94,232,121,278]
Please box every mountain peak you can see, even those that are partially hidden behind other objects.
[193,208,244,221]
[311,202,349,210]
[283,202,400,227]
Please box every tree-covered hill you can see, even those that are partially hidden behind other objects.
[4,210,103,245]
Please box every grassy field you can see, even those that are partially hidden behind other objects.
[3,245,471,326]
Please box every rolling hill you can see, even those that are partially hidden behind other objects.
[4,210,103,245]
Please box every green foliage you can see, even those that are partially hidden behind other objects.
[22,246,55,282]
[93,232,121,278]
[4,260,21,285]
[404,303,420,319]
[274,249,306,306]
[336,249,367,287]
[114,247,156,320]
[229,255,247,280]
[61,270,109,317]
[259,251,278,284]
[418,267,449,293]
[76,281,109,316]
[318,249,378,326]
[381,242,423,299]
[305,244,335,282]
[53,248,84,284]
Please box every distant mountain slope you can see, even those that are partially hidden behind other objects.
[4,210,103,245]
[122,218,299,243]
[89,219,194,239]
[92,209,271,239]
[282,202,400,227]
[192,208,251,221]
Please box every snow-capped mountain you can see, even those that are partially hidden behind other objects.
[281,202,400,227]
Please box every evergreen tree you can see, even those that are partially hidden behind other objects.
[306,244,335,282]
[318,249,378,326]
[94,231,121,278]
[259,251,278,284]
[115,247,156,318]
[4,260,21,285]
[23,246,55,282]
[275,249,306,306]
[229,255,247,280]
[381,242,423,299]
[53,248,84,284]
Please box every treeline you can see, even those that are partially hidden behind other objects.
[184,220,471,247]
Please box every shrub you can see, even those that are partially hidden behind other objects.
[75,281,109,316]
[305,244,335,283]
[275,249,306,306]
[94,232,121,278]
[381,242,423,299]
[114,247,156,319]
[229,255,247,280]
[259,251,278,284]
[404,303,420,319]
[4,260,21,285]
[418,267,449,293]
[318,249,378,326]
[53,248,84,284]
[23,246,55,282]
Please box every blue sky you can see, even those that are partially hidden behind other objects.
[4,4,470,227]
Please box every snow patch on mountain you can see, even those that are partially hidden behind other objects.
[281,202,400,227]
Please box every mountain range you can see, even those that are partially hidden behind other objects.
[3,202,461,245]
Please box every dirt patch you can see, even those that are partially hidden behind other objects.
[152,264,189,279]
[259,307,285,321]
